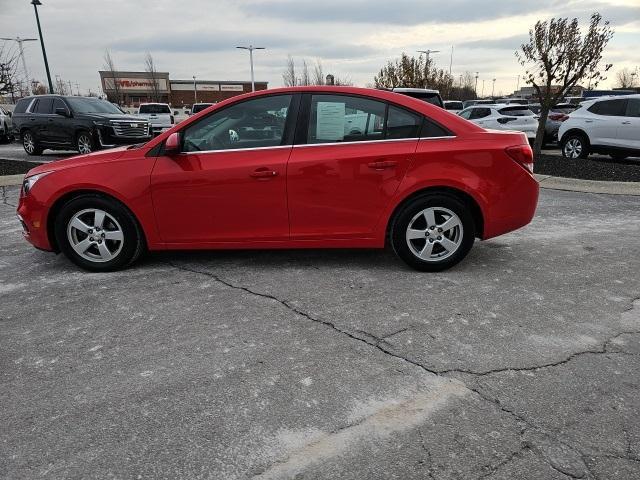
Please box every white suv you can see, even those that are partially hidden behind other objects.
[558,95,640,160]
[136,103,174,135]
[458,104,538,140]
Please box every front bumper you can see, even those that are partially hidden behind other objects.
[95,127,151,149]
[17,192,53,251]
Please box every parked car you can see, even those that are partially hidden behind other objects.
[458,104,539,141]
[17,86,538,272]
[443,100,463,114]
[462,99,497,109]
[0,106,12,143]
[390,88,444,108]
[191,103,215,114]
[528,103,577,144]
[495,98,529,105]
[11,95,151,155]
[559,95,640,160]
[136,103,174,135]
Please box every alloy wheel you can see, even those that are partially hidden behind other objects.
[77,134,93,154]
[405,207,464,262]
[66,208,124,263]
[564,138,582,159]
[23,133,35,154]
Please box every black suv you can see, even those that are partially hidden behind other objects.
[12,95,151,155]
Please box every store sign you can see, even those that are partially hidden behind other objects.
[104,77,168,92]
[220,84,244,92]
[170,83,221,91]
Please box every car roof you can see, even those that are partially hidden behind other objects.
[391,87,440,93]
[139,102,170,105]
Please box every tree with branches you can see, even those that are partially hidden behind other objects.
[615,68,636,89]
[103,49,122,105]
[516,13,614,154]
[283,56,352,86]
[373,52,454,95]
[0,41,20,100]
[144,52,161,102]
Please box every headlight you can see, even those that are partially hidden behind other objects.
[22,172,51,196]
[92,121,111,128]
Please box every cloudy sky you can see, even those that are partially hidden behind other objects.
[1,0,638,97]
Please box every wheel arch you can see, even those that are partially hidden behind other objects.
[560,128,590,145]
[385,186,485,243]
[46,189,147,252]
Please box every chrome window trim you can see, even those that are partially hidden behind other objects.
[419,136,457,140]
[293,138,419,148]
[179,144,294,155]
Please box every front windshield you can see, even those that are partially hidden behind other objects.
[66,97,124,114]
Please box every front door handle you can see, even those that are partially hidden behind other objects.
[368,160,397,170]
[621,121,631,125]
[250,168,278,178]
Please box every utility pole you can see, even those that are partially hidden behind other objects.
[0,37,37,92]
[236,45,265,92]
[31,0,54,94]
[67,80,73,95]
[75,81,80,96]
[474,72,479,97]
[449,46,453,76]
[492,78,496,97]
[417,49,440,65]
[481,79,485,97]
[516,74,520,93]
[193,75,197,104]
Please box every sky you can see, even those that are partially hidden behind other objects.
[1,0,638,98]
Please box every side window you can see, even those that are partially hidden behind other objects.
[421,118,453,138]
[182,95,292,152]
[34,98,53,114]
[588,99,627,116]
[308,94,385,144]
[625,99,640,118]
[14,99,30,114]
[459,109,472,120]
[386,106,421,139]
[52,98,68,115]
[469,108,490,120]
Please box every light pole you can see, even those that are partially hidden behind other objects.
[0,37,37,92]
[236,45,265,92]
[417,49,440,65]
[481,79,485,97]
[492,78,496,97]
[193,75,197,104]
[516,75,520,94]
[474,72,479,97]
[31,0,54,94]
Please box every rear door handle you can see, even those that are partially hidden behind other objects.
[621,121,631,125]
[250,168,278,178]
[368,160,397,170]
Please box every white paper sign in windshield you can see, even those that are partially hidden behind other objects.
[316,102,345,141]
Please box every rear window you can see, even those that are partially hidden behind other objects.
[444,101,463,110]
[139,104,171,114]
[395,91,443,107]
[498,107,535,116]
[14,98,31,114]
[192,104,213,114]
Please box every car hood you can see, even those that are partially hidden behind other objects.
[77,113,145,122]
[26,146,131,177]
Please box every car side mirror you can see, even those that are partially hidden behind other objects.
[164,132,181,154]
[55,107,70,117]
[174,110,179,115]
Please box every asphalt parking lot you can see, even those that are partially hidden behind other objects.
[1,185,639,479]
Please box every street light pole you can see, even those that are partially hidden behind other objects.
[417,49,440,65]
[474,72,479,97]
[236,45,265,92]
[193,75,197,104]
[31,0,54,94]
[492,78,496,97]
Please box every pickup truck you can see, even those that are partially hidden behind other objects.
[136,103,174,135]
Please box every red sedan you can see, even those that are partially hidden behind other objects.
[17,86,538,272]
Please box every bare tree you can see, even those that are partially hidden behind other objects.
[144,52,161,102]
[516,13,614,154]
[0,41,20,100]
[282,55,297,87]
[615,68,636,89]
[299,60,310,86]
[103,49,121,105]
[312,60,324,85]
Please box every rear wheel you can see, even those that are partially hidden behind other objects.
[22,130,43,155]
[391,194,475,272]
[54,194,144,271]
[561,133,589,159]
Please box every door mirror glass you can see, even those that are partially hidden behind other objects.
[164,132,181,154]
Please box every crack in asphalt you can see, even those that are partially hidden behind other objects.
[167,261,639,479]
[1,186,17,207]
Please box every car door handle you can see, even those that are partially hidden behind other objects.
[250,168,278,178]
[585,120,593,123]
[368,160,397,170]
[621,121,631,125]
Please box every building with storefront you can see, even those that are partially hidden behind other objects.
[99,71,267,106]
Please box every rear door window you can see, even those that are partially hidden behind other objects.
[497,107,535,116]
[588,99,627,116]
[34,98,53,114]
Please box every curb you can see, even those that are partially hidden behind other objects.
[535,174,640,196]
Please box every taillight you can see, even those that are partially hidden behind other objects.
[505,144,534,174]
[548,113,569,122]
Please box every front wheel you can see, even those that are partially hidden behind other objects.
[76,130,95,154]
[391,194,475,272]
[561,134,589,159]
[54,194,145,271]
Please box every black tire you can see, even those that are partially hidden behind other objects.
[22,130,43,155]
[391,194,475,272]
[76,130,95,154]
[561,133,589,159]
[54,194,145,272]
